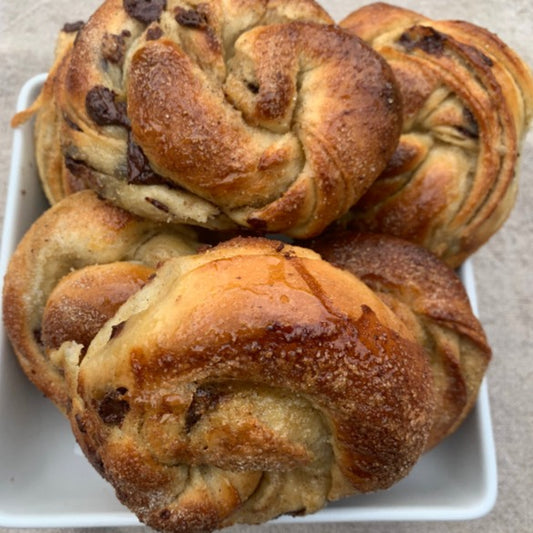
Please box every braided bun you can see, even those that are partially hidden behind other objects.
[59,236,433,531]
[2,190,198,410]
[17,0,402,238]
[340,2,533,267]
[311,231,491,449]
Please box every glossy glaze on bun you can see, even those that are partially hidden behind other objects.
[311,231,491,449]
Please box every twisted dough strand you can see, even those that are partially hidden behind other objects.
[2,190,198,410]
[341,2,533,267]
[311,231,491,449]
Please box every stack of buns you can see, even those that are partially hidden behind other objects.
[4,1,532,532]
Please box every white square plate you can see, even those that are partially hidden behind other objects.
[0,74,497,528]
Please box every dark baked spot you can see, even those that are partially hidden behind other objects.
[124,0,167,25]
[110,321,127,340]
[145,197,170,212]
[185,385,221,432]
[175,6,208,29]
[146,25,164,41]
[97,388,130,426]
[86,86,129,127]
[62,20,85,33]
[398,26,446,56]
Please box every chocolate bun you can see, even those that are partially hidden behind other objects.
[3,193,435,532]
[340,2,533,267]
[16,0,402,238]
[2,190,198,410]
[60,237,433,531]
[311,231,491,449]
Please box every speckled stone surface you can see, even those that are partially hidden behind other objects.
[0,1,531,532]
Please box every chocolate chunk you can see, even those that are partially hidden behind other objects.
[97,388,130,426]
[102,32,128,65]
[175,6,208,29]
[246,81,260,94]
[62,20,85,33]
[64,156,93,182]
[110,321,126,340]
[185,385,221,432]
[63,113,82,132]
[33,328,43,346]
[145,197,170,212]
[64,156,97,193]
[146,25,164,41]
[456,108,479,139]
[124,0,167,25]
[246,217,268,232]
[75,413,87,434]
[86,86,129,127]
[479,51,494,67]
[127,133,166,185]
[399,26,446,56]
[159,509,171,520]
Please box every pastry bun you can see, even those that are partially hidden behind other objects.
[61,236,434,531]
[311,231,491,449]
[340,2,533,267]
[16,0,402,238]
[2,190,198,410]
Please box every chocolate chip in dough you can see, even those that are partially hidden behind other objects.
[145,197,170,212]
[63,113,82,132]
[146,25,164,41]
[124,0,167,25]
[86,86,130,127]
[246,81,260,95]
[97,388,130,426]
[110,321,127,340]
[175,6,208,29]
[185,385,221,432]
[102,31,129,65]
[457,107,480,139]
[398,26,446,56]
[127,133,170,185]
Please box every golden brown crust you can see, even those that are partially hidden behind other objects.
[42,262,154,352]
[26,0,401,237]
[311,231,491,449]
[60,236,434,531]
[340,2,533,267]
[2,190,198,410]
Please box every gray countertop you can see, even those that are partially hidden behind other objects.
[0,1,531,532]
